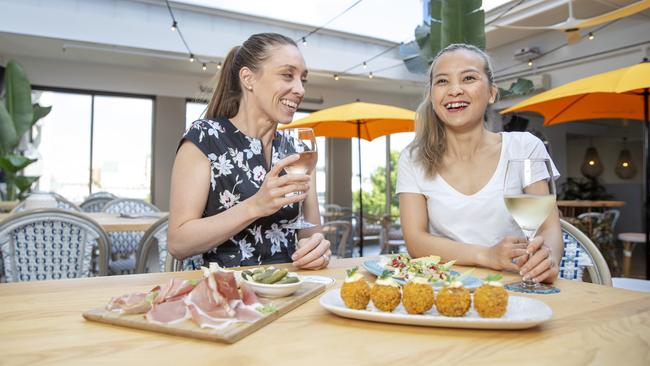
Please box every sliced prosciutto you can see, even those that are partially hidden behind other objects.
[213,271,240,301]
[146,298,190,324]
[106,292,154,314]
[153,278,197,304]
[240,282,259,306]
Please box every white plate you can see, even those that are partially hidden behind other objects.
[319,289,552,330]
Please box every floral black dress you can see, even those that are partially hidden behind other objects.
[181,118,299,267]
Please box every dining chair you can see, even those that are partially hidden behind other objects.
[0,208,109,282]
[134,216,203,273]
[80,192,118,213]
[559,219,612,286]
[102,198,160,274]
[321,220,353,258]
[380,221,406,254]
[11,192,81,213]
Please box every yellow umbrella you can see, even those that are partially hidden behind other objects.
[281,102,415,255]
[502,59,650,277]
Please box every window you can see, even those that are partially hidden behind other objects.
[30,89,153,202]
[186,101,207,130]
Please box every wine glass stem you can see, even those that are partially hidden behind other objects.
[522,228,537,288]
[296,194,304,225]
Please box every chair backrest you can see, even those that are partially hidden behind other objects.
[12,192,81,213]
[0,208,109,282]
[135,216,203,273]
[321,220,353,258]
[135,216,169,273]
[560,219,612,286]
[80,196,114,213]
[88,191,117,199]
[102,198,160,215]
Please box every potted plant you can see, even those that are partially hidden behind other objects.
[0,60,51,201]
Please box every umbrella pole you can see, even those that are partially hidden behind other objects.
[357,121,364,257]
[643,88,650,280]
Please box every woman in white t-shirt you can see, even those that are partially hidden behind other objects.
[397,44,562,284]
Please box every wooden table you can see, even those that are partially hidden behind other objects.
[557,200,625,218]
[1,257,649,365]
[0,212,167,232]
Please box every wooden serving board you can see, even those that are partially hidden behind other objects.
[83,281,325,344]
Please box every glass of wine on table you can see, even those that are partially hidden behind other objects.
[503,158,557,294]
[278,127,318,229]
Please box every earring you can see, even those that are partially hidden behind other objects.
[247,86,253,91]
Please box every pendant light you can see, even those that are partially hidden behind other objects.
[580,139,604,178]
[615,138,637,179]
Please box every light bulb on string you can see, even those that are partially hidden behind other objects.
[368,72,373,79]
[527,59,533,67]
[334,74,340,81]
[302,37,307,46]
[189,54,195,63]
[588,32,594,40]
[217,62,222,70]
[362,61,367,69]
[202,63,207,71]
[171,21,177,32]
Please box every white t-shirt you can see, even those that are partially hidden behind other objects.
[396,132,560,247]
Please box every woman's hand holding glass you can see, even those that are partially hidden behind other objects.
[291,233,332,269]
[486,235,529,271]
[250,154,311,218]
[518,236,559,284]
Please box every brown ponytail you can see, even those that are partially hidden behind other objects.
[206,33,297,119]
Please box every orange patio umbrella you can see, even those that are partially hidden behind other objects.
[502,59,650,277]
[280,102,415,255]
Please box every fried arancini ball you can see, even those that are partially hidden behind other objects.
[436,283,471,317]
[474,283,508,318]
[340,279,371,310]
[402,280,435,314]
[371,283,401,312]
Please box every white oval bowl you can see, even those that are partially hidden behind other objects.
[242,274,303,298]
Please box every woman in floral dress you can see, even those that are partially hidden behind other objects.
[168,33,331,269]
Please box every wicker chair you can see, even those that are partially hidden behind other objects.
[321,220,353,258]
[0,208,109,282]
[559,219,612,286]
[102,198,160,274]
[12,192,81,213]
[80,192,117,213]
[134,216,202,273]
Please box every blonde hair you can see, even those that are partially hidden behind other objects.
[409,43,497,178]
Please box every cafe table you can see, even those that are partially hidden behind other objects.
[0,211,167,232]
[0,257,649,365]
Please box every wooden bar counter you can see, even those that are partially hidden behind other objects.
[0,257,648,365]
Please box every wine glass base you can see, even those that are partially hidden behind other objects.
[284,221,318,230]
[505,281,560,294]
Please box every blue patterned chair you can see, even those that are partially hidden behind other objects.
[12,192,81,213]
[102,198,160,274]
[80,192,118,213]
[135,216,203,273]
[0,208,109,282]
[559,219,612,286]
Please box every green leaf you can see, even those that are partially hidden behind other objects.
[32,103,51,125]
[441,0,485,49]
[484,273,503,282]
[5,61,34,140]
[379,269,394,279]
[509,78,535,95]
[429,0,442,56]
[0,154,37,173]
[14,175,39,193]
[256,304,277,314]
[346,266,359,277]
[0,103,18,155]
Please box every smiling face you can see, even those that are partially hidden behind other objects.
[244,44,307,124]
[429,49,497,131]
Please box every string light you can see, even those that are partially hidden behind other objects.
[171,21,177,32]
[202,63,207,71]
[527,59,533,67]
[362,61,367,69]
[302,37,307,46]
[217,62,222,70]
[588,32,594,40]
[334,74,340,81]
[368,72,373,79]
[189,53,195,62]
[295,0,362,46]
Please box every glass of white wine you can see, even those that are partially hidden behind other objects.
[278,127,318,230]
[503,158,557,293]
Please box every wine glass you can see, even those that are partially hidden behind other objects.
[503,158,557,293]
[278,127,318,229]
